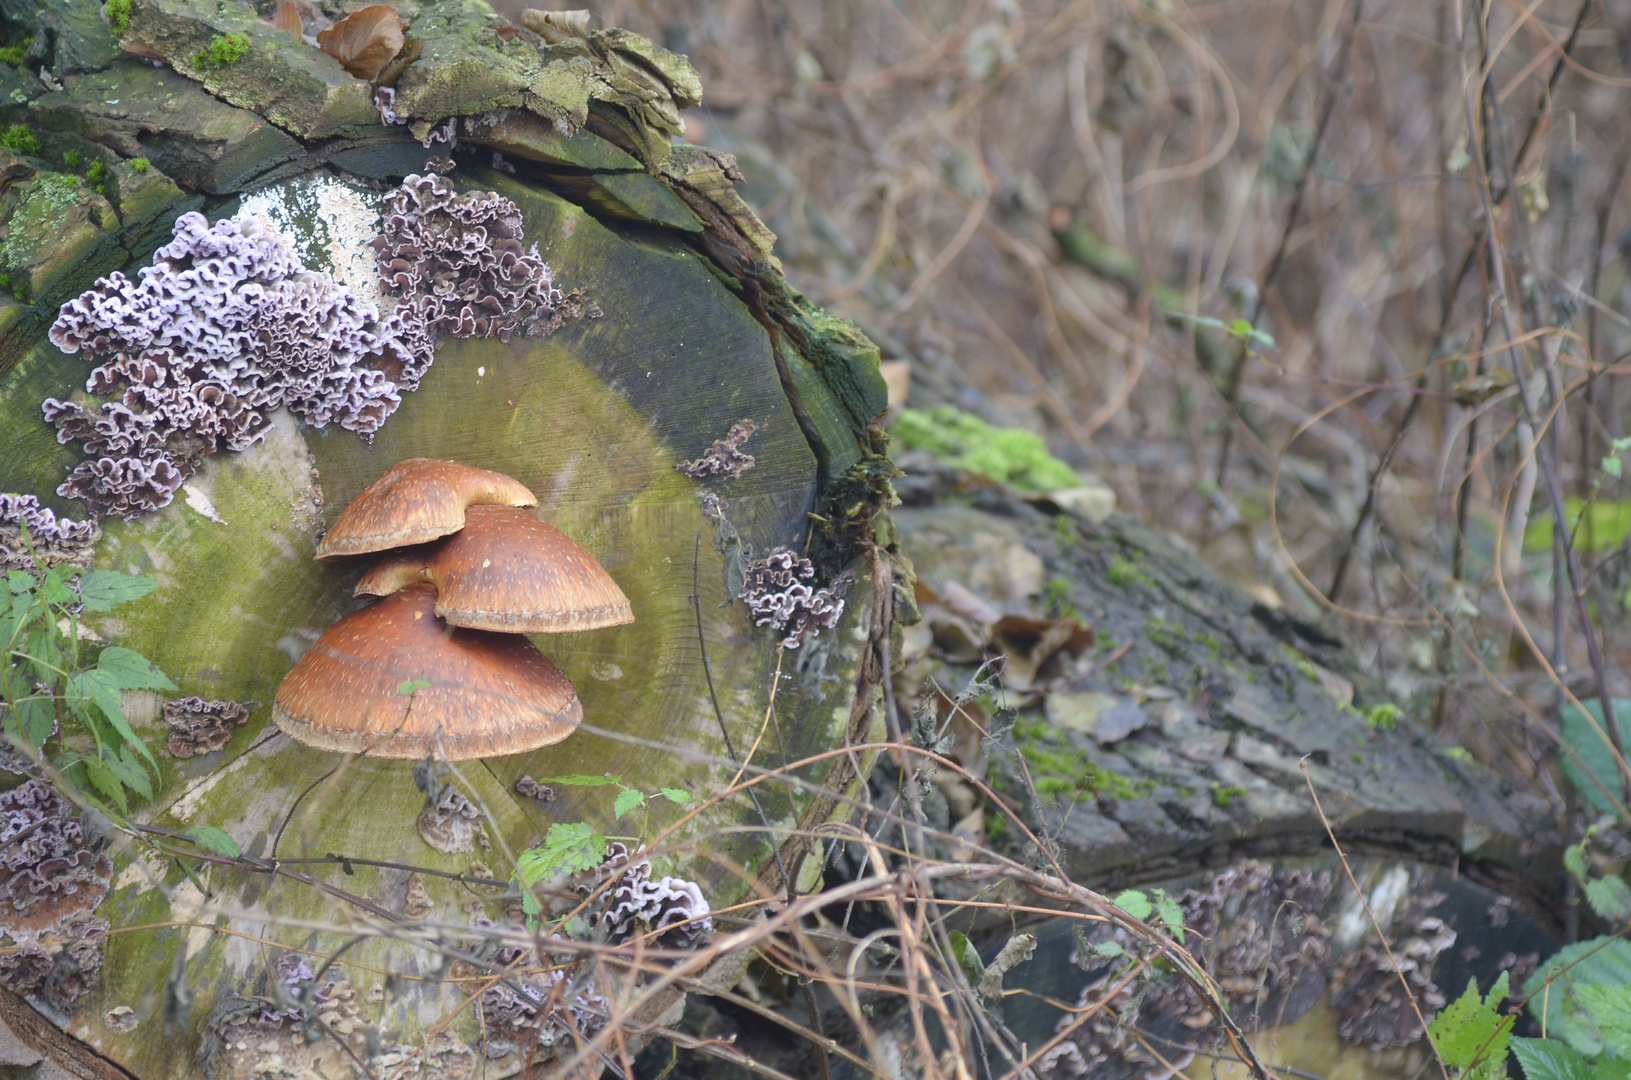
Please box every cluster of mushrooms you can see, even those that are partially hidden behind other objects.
[272,459,633,761]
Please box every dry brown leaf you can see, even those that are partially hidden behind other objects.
[271,2,303,35]
[316,4,406,82]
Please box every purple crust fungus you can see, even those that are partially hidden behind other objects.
[739,548,854,649]
[0,493,100,573]
[163,696,250,758]
[45,212,434,519]
[0,780,112,1011]
[595,844,713,952]
[372,172,582,342]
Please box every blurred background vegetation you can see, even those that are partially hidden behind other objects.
[491,0,1631,806]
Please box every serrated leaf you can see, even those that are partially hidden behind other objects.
[1577,985,1631,1060]
[13,695,55,747]
[6,571,33,595]
[537,774,622,787]
[520,891,540,916]
[97,646,177,691]
[67,668,158,773]
[613,788,644,819]
[80,754,126,812]
[659,787,692,804]
[1512,1038,1596,1080]
[1431,973,1513,1079]
[1113,889,1153,920]
[1154,889,1185,942]
[1528,939,1631,1056]
[1587,876,1631,923]
[104,747,151,799]
[77,570,157,612]
[185,825,241,859]
[515,822,607,886]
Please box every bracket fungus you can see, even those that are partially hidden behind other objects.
[314,458,537,560]
[271,585,580,760]
[282,459,631,759]
[354,505,634,633]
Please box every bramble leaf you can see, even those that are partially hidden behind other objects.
[97,646,178,691]
[613,788,644,819]
[516,822,607,886]
[1431,973,1513,1080]
[1154,889,1185,942]
[1511,1037,1595,1080]
[77,570,157,612]
[185,825,241,859]
[1113,889,1152,920]
[1586,876,1631,923]
[659,788,692,804]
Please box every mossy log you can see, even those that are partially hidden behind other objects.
[0,2,899,1075]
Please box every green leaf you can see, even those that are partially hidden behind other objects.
[6,571,33,595]
[13,695,55,747]
[96,646,177,691]
[398,679,431,695]
[520,891,540,916]
[536,774,622,787]
[66,668,158,772]
[1431,973,1513,1080]
[1153,889,1185,942]
[1605,457,1625,480]
[1512,1038,1596,1080]
[1577,985,1631,1060]
[515,822,607,886]
[1565,841,1589,880]
[1113,889,1153,920]
[1586,875,1631,923]
[77,570,157,612]
[80,753,126,812]
[1560,700,1631,814]
[185,825,241,859]
[949,930,984,985]
[658,787,692,804]
[103,747,151,799]
[613,788,645,819]
[1527,939,1631,1056]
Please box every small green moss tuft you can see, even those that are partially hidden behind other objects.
[86,160,107,184]
[1209,782,1248,808]
[0,272,10,288]
[62,149,82,170]
[0,124,40,157]
[0,39,30,67]
[1107,554,1154,588]
[890,404,1079,492]
[1014,717,1141,801]
[195,32,251,69]
[104,0,131,35]
[130,157,150,172]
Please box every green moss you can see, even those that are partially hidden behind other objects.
[984,812,1007,842]
[130,157,150,172]
[62,150,82,170]
[890,404,1078,492]
[1054,512,1078,551]
[1107,554,1154,588]
[1209,783,1247,808]
[1044,577,1077,619]
[195,32,251,70]
[0,39,30,67]
[1014,717,1141,801]
[105,0,131,35]
[0,124,40,156]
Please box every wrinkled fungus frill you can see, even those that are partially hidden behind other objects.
[163,696,250,758]
[372,172,580,342]
[46,213,433,519]
[0,494,100,573]
[0,781,112,1011]
[739,548,853,648]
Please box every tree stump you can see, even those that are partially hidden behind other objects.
[0,2,898,1075]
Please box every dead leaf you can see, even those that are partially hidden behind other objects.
[120,40,166,60]
[520,8,592,43]
[941,581,1001,626]
[989,614,1093,689]
[271,1,303,35]
[317,4,406,82]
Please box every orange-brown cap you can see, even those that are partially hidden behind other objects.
[272,585,581,760]
[354,505,634,633]
[315,459,538,561]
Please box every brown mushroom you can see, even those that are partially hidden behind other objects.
[314,459,537,561]
[354,505,634,633]
[272,585,581,760]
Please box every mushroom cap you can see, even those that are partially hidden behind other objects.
[315,459,537,561]
[272,585,581,760]
[354,505,635,633]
